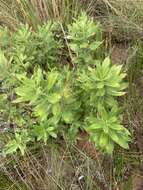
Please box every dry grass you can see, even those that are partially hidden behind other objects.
[0,0,143,42]
[96,0,143,41]
[81,0,143,42]
[0,142,111,190]
[0,0,81,30]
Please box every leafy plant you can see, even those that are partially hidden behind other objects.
[78,57,127,110]
[5,130,31,155]
[85,106,130,154]
[2,23,60,73]
[0,27,10,50]
[14,67,79,123]
[68,12,102,66]
[32,120,58,143]
[33,23,60,69]
[11,24,34,72]
[0,13,130,155]
[76,57,130,153]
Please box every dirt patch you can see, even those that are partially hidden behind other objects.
[132,172,143,190]
[111,44,130,64]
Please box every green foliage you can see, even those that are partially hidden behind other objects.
[32,120,57,143]
[68,12,102,66]
[5,130,31,155]
[14,68,79,123]
[11,24,34,71]
[4,23,60,73]
[85,106,130,154]
[34,23,60,69]
[0,13,130,155]
[78,57,127,110]
[0,27,10,49]
[0,50,9,80]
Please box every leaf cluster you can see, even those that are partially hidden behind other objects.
[0,13,130,155]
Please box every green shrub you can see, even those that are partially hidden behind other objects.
[0,13,130,155]
[68,12,102,66]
